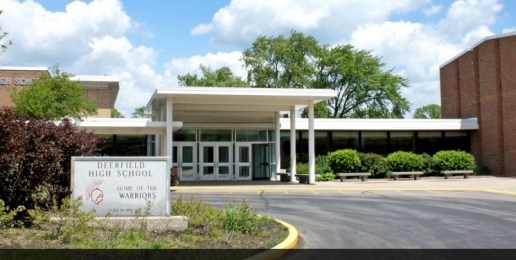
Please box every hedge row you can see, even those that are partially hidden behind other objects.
[299,149,482,180]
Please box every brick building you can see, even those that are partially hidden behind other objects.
[440,32,516,176]
[0,67,119,117]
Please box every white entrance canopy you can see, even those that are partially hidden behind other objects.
[146,86,337,184]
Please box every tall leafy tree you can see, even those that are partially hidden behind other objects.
[413,104,441,119]
[0,10,11,53]
[242,31,319,88]
[316,45,410,118]
[11,66,97,120]
[131,106,149,118]
[177,65,247,87]
[111,108,125,118]
[242,31,410,118]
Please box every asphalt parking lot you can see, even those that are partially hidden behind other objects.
[170,177,516,249]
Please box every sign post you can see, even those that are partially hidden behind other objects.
[71,157,170,216]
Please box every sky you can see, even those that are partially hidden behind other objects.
[0,0,514,117]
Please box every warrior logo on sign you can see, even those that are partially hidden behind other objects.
[86,180,104,205]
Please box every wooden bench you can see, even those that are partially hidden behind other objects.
[336,172,371,182]
[295,174,309,184]
[441,170,474,179]
[391,171,424,180]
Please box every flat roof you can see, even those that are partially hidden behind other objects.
[440,31,516,68]
[78,118,181,135]
[0,66,49,71]
[280,118,479,131]
[147,87,337,124]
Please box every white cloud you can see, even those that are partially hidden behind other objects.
[502,27,516,33]
[0,0,160,116]
[193,0,426,45]
[424,4,442,16]
[163,51,246,85]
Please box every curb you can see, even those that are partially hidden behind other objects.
[246,216,299,260]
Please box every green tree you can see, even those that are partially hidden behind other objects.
[0,10,12,53]
[178,65,248,87]
[111,108,125,118]
[12,66,96,120]
[242,31,410,118]
[242,30,319,88]
[131,106,149,118]
[318,45,410,118]
[413,104,441,119]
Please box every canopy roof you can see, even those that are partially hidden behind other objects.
[147,87,337,125]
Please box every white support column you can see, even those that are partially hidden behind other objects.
[166,98,174,170]
[308,99,315,184]
[275,111,281,180]
[290,106,296,182]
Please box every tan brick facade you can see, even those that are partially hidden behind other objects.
[0,68,118,118]
[440,33,516,176]
[0,69,48,107]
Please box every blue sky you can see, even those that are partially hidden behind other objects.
[0,0,514,116]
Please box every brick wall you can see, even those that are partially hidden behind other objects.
[0,69,47,107]
[440,34,516,176]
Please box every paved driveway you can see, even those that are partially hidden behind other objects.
[171,177,516,249]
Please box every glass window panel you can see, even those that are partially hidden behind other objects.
[172,146,178,163]
[201,129,232,142]
[239,166,250,177]
[236,130,248,142]
[332,131,359,150]
[239,146,249,163]
[390,132,413,153]
[219,166,229,175]
[416,131,443,154]
[203,166,214,175]
[182,167,193,178]
[173,129,197,141]
[248,130,258,141]
[258,130,267,142]
[268,130,275,142]
[362,132,388,154]
[182,146,193,163]
[203,146,214,163]
[219,146,230,162]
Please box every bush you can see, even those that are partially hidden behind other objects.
[386,151,425,172]
[316,173,336,182]
[315,155,333,175]
[359,153,389,178]
[0,199,25,229]
[432,150,477,171]
[221,200,259,234]
[296,163,309,174]
[420,153,438,175]
[475,165,491,175]
[172,196,221,232]
[0,107,101,224]
[327,149,361,173]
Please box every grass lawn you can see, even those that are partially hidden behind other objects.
[0,196,288,250]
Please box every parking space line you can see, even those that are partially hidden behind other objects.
[284,189,288,195]
[311,189,318,195]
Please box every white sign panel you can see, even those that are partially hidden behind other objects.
[72,157,170,216]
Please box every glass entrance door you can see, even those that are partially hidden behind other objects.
[172,142,197,181]
[235,144,252,180]
[200,143,233,180]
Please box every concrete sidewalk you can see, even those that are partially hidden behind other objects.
[172,176,516,194]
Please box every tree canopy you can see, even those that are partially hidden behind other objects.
[131,106,150,118]
[413,104,441,119]
[178,65,248,87]
[11,66,97,120]
[111,108,125,118]
[177,31,411,118]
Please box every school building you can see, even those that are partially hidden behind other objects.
[1,32,514,182]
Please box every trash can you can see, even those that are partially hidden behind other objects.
[170,167,179,186]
